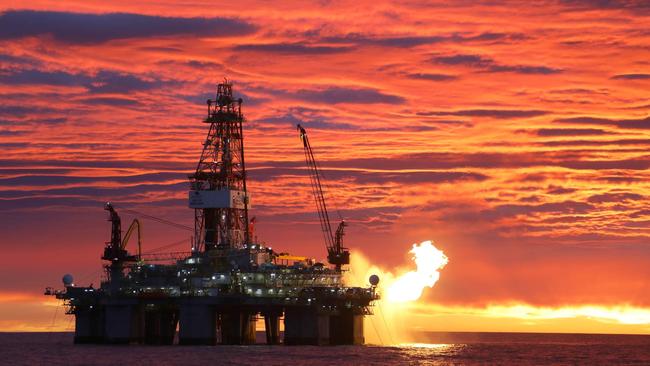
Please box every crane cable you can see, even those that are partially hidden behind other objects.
[312,149,345,222]
[141,237,190,255]
[114,206,193,232]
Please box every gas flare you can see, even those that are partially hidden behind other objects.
[386,241,449,303]
[345,240,449,345]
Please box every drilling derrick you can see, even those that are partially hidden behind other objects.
[189,81,250,252]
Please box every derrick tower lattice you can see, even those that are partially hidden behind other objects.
[189,81,250,252]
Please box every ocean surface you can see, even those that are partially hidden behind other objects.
[2,332,650,365]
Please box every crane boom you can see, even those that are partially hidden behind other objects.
[121,218,142,260]
[297,124,350,271]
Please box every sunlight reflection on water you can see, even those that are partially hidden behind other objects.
[4,333,650,366]
[399,343,455,349]
[397,343,468,358]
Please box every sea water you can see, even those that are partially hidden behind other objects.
[1,332,650,365]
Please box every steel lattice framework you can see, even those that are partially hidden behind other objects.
[189,81,250,252]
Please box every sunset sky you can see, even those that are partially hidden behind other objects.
[1,1,650,334]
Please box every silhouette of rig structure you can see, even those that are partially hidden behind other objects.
[45,81,378,346]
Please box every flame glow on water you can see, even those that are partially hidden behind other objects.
[386,241,449,303]
[345,240,449,345]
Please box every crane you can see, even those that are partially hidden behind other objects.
[297,124,350,271]
[102,202,141,262]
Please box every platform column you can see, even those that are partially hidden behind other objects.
[178,303,216,345]
[220,311,256,345]
[284,308,329,345]
[144,305,178,345]
[73,306,104,344]
[104,302,142,344]
[330,310,364,345]
[264,312,280,345]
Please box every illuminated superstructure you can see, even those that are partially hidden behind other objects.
[45,81,378,346]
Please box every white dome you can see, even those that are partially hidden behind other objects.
[369,274,380,286]
[62,274,74,286]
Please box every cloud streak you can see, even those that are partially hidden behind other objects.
[0,10,256,43]
[431,54,562,74]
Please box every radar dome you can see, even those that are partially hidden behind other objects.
[369,274,380,286]
[62,274,74,286]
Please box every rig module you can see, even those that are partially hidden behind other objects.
[45,81,378,346]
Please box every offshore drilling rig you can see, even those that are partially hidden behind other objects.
[44,81,378,346]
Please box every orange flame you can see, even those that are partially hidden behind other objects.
[386,240,449,303]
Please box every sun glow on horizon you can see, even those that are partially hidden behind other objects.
[455,303,650,326]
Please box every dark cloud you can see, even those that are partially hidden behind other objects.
[250,150,650,173]
[537,128,609,136]
[256,113,305,126]
[0,159,190,171]
[40,117,68,124]
[138,46,184,53]
[185,60,223,69]
[611,73,650,80]
[248,166,488,185]
[418,109,548,118]
[0,172,182,187]
[560,158,650,170]
[596,174,645,183]
[239,83,404,105]
[0,116,66,126]
[322,32,526,48]
[0,142,28,149]
[549,88,610,95]
[234,43,353,54]
[630,209,650,218]
[255,113,356,130]
[431,53,562,74]
[489,200,594,218]
[0,10,257,44]
[519,195,541,203]
[254,204,404,230]
[0,69,165,94]
[433,54,492,67]
[329,170,489,185]
[322,33,445,47]
[405,72,458,81]
[561,0,650,12]
[0,130,28,137]
[87,71,165,93]
[0,53,40,66]
[0,182,186,200]
[587,192,644,203]
[0,105,39,118]
[156,59,224,70]
[386,152,650,171]
[366,35,446,47]
[547,185,578,195]
[0,196,187,211]
[0,69,89,86]
[488,64,562,74]
[294,86,405,104]
[541,138,650,147]
[79,97,141,106]
[555,115,650,129]
[0,197,100,211]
